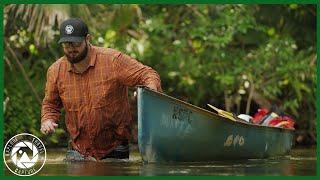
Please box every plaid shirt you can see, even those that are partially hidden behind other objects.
[41,45,161,159]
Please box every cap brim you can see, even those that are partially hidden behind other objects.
[58,36,85,43]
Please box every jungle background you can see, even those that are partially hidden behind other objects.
[3,4,316,147]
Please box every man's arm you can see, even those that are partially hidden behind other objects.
[40,65,62,134]
[113,52,162,91]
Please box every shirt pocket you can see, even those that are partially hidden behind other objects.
[59,82,81,111]
[91,80,109,109]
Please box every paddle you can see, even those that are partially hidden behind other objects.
[207,104,251,123]
[207,104,237,121]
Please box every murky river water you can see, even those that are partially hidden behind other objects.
[4,147,316,176]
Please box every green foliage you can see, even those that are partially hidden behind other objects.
[4,4,316,146]
[4,26,68,146]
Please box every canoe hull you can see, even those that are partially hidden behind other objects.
[137,87,294,163]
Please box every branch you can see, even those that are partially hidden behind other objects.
[6,43,42,105]
[185,4,206,18]
[4,56,13,71]
[252,90,271,109]
[3,97,10,113]
[245,79,254,114]
[310,54,316,66]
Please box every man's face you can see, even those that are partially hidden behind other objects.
[62,40,88,64]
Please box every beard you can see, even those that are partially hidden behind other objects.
[65,42,88,64]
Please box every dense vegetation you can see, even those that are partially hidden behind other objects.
[4,5,316,146]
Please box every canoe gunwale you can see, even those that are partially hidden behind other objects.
[137,86,294,133]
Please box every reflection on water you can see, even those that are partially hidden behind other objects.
[4,147,316,176]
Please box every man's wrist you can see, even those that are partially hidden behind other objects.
[41,118,56,124]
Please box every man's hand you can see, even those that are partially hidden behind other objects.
[40,120,58,135]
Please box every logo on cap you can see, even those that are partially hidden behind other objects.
[65,25,74,34]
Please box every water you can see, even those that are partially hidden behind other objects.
[4,147,316,176]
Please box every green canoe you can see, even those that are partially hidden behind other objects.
[137,87,294,163]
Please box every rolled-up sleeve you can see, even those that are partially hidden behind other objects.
[114,52,162,92]
[41,65,62,123]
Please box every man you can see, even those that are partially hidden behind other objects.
[40,18,162,161]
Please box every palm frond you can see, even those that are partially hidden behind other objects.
[5,4,70,45]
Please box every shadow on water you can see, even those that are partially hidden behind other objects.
[4,147,316,176]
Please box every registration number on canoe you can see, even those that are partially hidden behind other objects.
[172,105,192,124]
[160,105,193,131]
[223,134,245,147]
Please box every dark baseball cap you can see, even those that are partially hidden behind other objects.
[58,18,89,44]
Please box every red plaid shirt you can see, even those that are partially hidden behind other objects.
[41,45,161,159]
